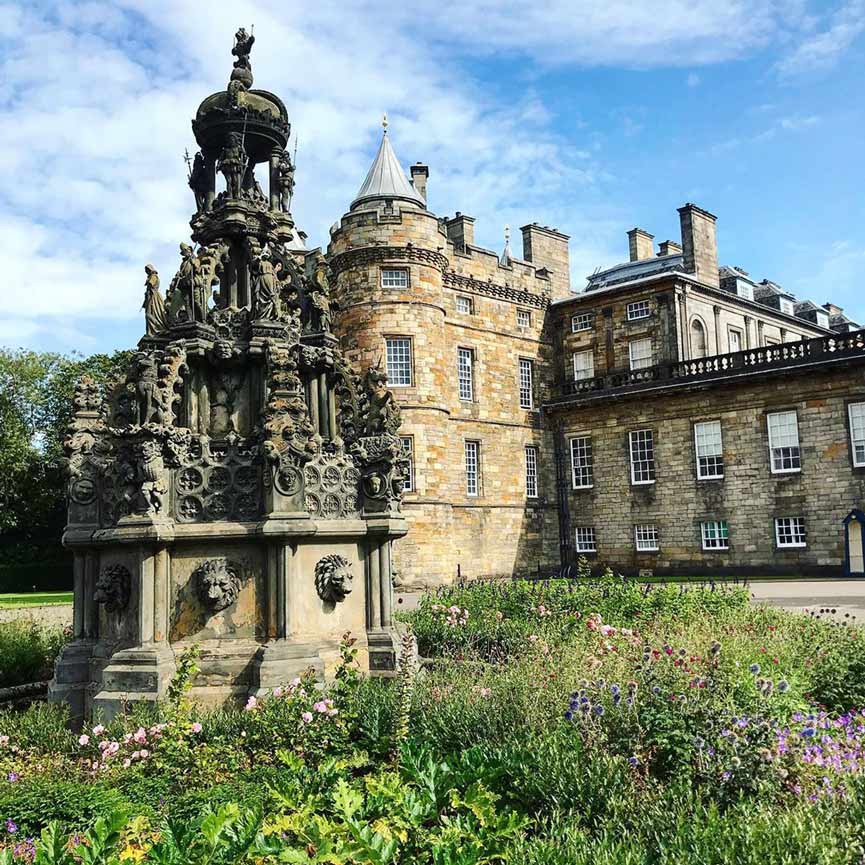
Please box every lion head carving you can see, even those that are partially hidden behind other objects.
[94,564,131,612]
[194,558,242,612]
[314,554,354,604]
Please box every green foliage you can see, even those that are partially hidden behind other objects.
[0,621,69,688]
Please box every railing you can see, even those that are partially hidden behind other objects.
[560,329,865,398]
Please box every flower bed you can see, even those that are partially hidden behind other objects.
[2,575,865,863]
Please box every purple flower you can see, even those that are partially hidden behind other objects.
[6,819,17,834]
[749,663,761,674]
[628,755,639,767]
[7,772,19,783]
[777,680,789,693]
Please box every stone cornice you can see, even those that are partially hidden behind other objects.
[329,245,449,277]
[444,271,551,310]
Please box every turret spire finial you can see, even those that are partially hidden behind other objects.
[382,112,388,134]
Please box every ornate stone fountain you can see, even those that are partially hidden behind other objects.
[49,29,408,721]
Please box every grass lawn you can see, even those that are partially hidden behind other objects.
[0,592,73,608]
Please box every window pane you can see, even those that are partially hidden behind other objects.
[381,269,408,288]
[400,436,414,492]
[570,436,593,488]
[572,313,593,332]
[767,411,801,472]
[629,429,656,484]
[629,338,653,370]
[850,403,865,466]
[525,446,538,498]
[728,329,742,353]
[386,338,412,386]
[456,295,473,314]
[775,516,806,547]
[635,524,659,551]
[701,520,729,550]
[575,526,596,552]
[517,309,531,328]
[573,350,594,381]
[694,420,724,479]
[519,358,534,409]
[458,348,473,401]
[465,441,479,496]
[627,300,650,320]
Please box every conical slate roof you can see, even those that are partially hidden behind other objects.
[351,126,424,210]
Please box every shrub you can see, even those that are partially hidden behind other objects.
[0,621,68,688]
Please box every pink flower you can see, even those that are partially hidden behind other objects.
[92,725,105,737]
[245,696,258,711]
[529,634,539,643]
[289,677,301,688]
[273,687,283,698]
[0,735,9,747]
[133,727,147,744]
[301,712,313,723]
[313,700,328,713]
[123,759,131,769]
[78,735,90,746]
[191,722,202,734]
[139,749,149,759]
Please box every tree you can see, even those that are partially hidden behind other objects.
[0,349,132,585]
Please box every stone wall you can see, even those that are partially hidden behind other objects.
[552,362,865,575]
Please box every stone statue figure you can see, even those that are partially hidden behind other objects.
[138,439,167,514]
[252,250,280,319]
[277,150,295,211]
[171,243,200,321]
[188,151,208,212]
[232,27,254,74]
[310,256,332,332]
[364,365,401,436]
[210,370,244,436]
[142,264,166,335]
[134,354,163,426]
[218,133,245,200]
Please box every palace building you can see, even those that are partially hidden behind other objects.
[325,125,865,587]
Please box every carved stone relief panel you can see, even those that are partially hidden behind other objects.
[303,450,361,520]
[173,435,262,523]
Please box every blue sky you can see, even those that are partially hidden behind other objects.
[1,0,863,355]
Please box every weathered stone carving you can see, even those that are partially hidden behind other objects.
[230,27,254,88]
[277,150,294,211]
[314,554,354,603]
[218,132,245,200]
[188,151,208,213]
[252,249,280,320]
[142,265,167,335]
[94,564,131,612]
[309,255,333,333]
[363,365,402,436]
[195,557,242,612]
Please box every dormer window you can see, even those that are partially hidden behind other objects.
[816,311,830,328]
[737,282,754,301]
[779,298,794,315]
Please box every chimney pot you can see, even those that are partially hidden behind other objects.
[410,163,429,202]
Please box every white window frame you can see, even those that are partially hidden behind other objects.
[815,311,830,329]
[779,298,795,315]
[775,516,806,548]
[465,440,480,497]
[381,268,409,289]
[767,410,801,474]
[519,358,534,409]
[525,446,538,499]
[455,295,473,314]
[849,402,865,467]
[516,309,531,328]
[573,350,594,381]
[635,524,659,552]
[701,520,729,551]
[694,420,724,480]
[570,435,593,489]
[400,436,414,492]
[629,338,653,370]
[627,300,651,321]
[385,337,412,387]
[457,348,474,402]
[629,429,656,485]
[737,283,754,301]
[572,312,593,333]
[728,327,743,353]
[575,527,597,553]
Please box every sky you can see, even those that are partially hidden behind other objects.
[1,0,864,355]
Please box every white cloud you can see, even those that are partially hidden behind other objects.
[775,0,865,76]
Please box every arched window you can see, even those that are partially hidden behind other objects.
[690,318,708,358]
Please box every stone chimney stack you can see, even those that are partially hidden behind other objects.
[627,228,654,261]
[521,223,571,300]
[678,203,719,287]
[658,240,683,257]
[823,302,844,316]
[410,163,429,203]
[445,212,475,251]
